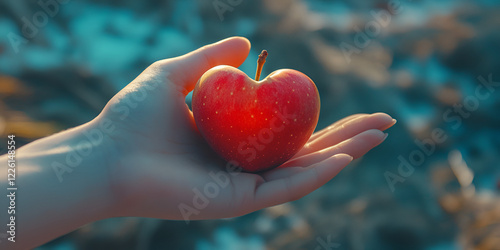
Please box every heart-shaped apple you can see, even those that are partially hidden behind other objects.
[192,50,320,172]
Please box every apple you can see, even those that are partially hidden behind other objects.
[192,50,320,172]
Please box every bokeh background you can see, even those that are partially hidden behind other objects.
[1,0,500,249]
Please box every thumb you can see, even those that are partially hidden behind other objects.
[159,36,251,96]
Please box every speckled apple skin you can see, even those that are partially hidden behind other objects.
[192,65,320,172]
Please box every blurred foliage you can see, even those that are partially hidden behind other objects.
[1,0,499,249]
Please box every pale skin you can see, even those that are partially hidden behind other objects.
[0,37,396,249]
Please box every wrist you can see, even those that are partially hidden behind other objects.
[29,116,118,219]
[74,116,121,219]
[5,117,119,248]
[85,114,139,218]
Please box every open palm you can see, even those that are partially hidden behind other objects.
[98,37,396,222]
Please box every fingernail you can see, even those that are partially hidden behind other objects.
[391,119,397,125]
[336,154,353,162]
[383,133,389,140]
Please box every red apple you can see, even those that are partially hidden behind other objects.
[192,50,320,172]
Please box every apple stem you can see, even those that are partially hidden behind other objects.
[255,50,268,81]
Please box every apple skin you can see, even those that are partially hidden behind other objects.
[192,65,320,172]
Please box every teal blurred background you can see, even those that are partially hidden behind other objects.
[1,0,499,249]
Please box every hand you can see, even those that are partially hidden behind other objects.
[98,37,396,222]
[0,37,396,249]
